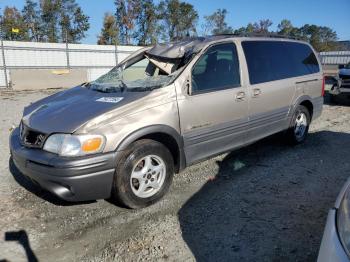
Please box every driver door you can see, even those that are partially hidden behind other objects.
[177,42,249,164]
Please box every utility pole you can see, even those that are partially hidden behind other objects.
[65,29,70,69]
[0,12,9,89]
[115,36,118,66]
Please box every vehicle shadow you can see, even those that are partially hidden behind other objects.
[8,158,95,206]
[178,131,350,262]
[1,230,38,262]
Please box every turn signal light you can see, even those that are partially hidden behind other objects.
[82,137,102,152]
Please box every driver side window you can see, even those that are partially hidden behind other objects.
[191,43,240,94]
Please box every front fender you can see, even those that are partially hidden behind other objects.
[116,124,183,151]
[115,124,186,172]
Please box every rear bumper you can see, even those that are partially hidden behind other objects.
[9,127,117,202]
[317,209,349,262]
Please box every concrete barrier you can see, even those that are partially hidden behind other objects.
[10,69,88,90]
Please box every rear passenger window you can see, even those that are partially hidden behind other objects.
[191,43,240,93]
[288,43,320,75]
[242,41,320,85]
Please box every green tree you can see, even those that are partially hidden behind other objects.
[278,19,293,36]
[115,0,140,45]
[22,0,43,41]
[178,2,198,39]
[98,13,118,45]
[234,19,272,35]
[277,19,302,38]
[40,0,60,42]
[203,9,233,36]
[40,0,89,43]
[0,6,28,41]
[253,19,273,34]
[234,23,254,35]
[299,24,338,51]
[135,0,158,45]
[115,0,127,44]
[69,6,90,42]
[159,0,198,41]
[58,0,90,43]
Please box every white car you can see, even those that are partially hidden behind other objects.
[318,178,350,262]
[329,63,350,97]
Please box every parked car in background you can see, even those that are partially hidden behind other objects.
[329,62,350,99]
[318,179,350,262]
[10,35,324,209]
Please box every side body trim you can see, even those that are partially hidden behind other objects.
[183,106,290,165]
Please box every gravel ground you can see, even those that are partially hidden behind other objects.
[0,89,350,262]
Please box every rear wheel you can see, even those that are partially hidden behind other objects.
[285,105,311,145]
[111,139,174,209]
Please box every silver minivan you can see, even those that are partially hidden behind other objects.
[10,36,324,208]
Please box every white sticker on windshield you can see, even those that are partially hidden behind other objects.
[96,97,124,103]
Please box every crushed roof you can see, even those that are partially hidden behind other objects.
[145,35,231,60]
[145,34,299,60]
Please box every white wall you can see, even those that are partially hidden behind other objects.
[0,41,143,88]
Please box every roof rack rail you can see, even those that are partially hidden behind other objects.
[212,32,302,41]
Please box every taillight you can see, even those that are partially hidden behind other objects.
[321,76,325,97]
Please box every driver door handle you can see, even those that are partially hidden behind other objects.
[235,91,246,101]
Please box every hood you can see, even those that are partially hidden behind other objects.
[22,86,147,134]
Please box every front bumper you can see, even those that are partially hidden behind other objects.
[329,80,350,95]
[9,127,117,202]
[317,209,350,262]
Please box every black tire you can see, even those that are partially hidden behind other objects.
[111,139,174,209]
[285,105,311,145]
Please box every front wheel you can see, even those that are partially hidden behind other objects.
[285,105,311,145]
[111,139,174,209]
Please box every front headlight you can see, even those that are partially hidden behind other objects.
[43,134,105,157]
[337,185,350,257]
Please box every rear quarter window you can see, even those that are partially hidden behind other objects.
[242,41,320,85]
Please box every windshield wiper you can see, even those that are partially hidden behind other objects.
[126,85,162,92]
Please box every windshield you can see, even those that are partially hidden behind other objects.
[345,62,350,69]
[87,54,180,93]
